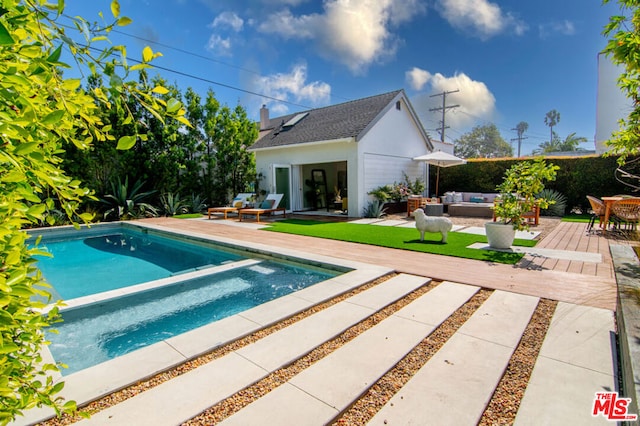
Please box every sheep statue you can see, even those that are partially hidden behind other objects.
[411,208,453,243]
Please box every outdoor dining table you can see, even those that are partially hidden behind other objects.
[601,196,624,234]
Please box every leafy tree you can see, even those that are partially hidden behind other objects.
[602,0,640,162]
[0,0,186,421]
[210,105,258,204]
[454,124,513,158]
[544,109,561,144]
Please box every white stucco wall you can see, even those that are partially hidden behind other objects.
[596,53,632,154]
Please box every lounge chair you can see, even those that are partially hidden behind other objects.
[238,194,286,222]
[207,193,254,219]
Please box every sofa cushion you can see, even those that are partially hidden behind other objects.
[483,193,498,203]
[462,192,482,202]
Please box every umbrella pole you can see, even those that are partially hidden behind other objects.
[435,166,440,198]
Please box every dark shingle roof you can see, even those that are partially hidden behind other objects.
[252,90,404,150]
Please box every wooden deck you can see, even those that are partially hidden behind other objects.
[142,217,620,311]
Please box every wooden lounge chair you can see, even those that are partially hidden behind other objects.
[207,193,254,219]
[238,194,286,222]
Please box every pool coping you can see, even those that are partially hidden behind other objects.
[18,222,393,425]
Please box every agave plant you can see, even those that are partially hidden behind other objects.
[100,177,158,221]
[536,189,567,217]
[187,193,207,214]
[363,200,387,218]
[160,192,188,216]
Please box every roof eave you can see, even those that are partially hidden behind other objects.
[249,137,356,152]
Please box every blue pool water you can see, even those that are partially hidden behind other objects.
[48,260,335,374]
[34,225,342,375]
[36,229,244,299]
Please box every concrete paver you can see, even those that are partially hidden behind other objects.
[367,291,539,425]
[76,274,427,425]
[219,282,479,425]
[514,303,617,425]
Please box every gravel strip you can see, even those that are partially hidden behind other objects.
[40,274,397,425]
[478,298,558,425]
[183,280,440,425]
[331,289,493,425]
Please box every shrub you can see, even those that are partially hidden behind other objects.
[537,189,567,216]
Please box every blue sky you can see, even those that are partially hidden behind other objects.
[63,0,622,155]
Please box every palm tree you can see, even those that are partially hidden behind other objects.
[559,132,587,151]
[514,121,528,157]
[544,110,560,144]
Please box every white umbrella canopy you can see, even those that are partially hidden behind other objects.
[413,151,467,197]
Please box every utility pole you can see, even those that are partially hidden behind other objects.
[511,121,529,157]
[429,90,459,142]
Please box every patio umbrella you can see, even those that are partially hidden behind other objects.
[413,151,467,197]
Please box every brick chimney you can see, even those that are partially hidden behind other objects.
[260,104,269,130]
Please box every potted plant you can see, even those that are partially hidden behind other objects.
[485,159,559,249]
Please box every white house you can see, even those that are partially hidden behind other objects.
[250,90,434,216]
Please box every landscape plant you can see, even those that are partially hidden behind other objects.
[492,159,559,231]
[100,177,158,221]
[0,0,188,421]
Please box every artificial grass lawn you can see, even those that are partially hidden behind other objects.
[264,219,537,264]
[561,214,591,223]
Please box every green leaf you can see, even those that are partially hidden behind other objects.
[152,85,169,95]
[46,45,62,63]
[110,0,120,18]
[117,16,132,26]
[14,142,38,155]
[142,46,153,63]
[0,22,14,45]
[116,135,136,150]
[0,343,19,354]
[166,98,182,114]
[42,110,65,125]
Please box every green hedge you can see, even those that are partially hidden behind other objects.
[433,155,640,214]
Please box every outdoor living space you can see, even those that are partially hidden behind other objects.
[20,212,634,426]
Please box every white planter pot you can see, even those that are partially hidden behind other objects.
[484,221,516,249]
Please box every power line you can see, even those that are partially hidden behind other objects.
[81,45,314,109]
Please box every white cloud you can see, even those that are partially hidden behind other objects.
[211,11,244,32]
[252,63,331,113]
[406,67,432,91]
[539,20,576,39]
[206,34,233,56]
[257,0,426,74]
[436,0,526,39]
[409,68,496,139]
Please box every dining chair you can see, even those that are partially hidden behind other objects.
[586,195,606,232]
[611,197,640,232]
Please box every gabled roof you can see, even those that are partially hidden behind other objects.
[251,89,432,151]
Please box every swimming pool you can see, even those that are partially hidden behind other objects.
[30,223,345,374]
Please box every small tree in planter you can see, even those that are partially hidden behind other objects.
[486,159,559,248]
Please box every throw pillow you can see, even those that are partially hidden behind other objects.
[260,199,274,209]
[470,196,485,203]
[233,198,244,208]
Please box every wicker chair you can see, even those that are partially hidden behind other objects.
[586,195,606,232]
[611,197,640,231]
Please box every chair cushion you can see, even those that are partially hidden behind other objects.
[260,199,275,209]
